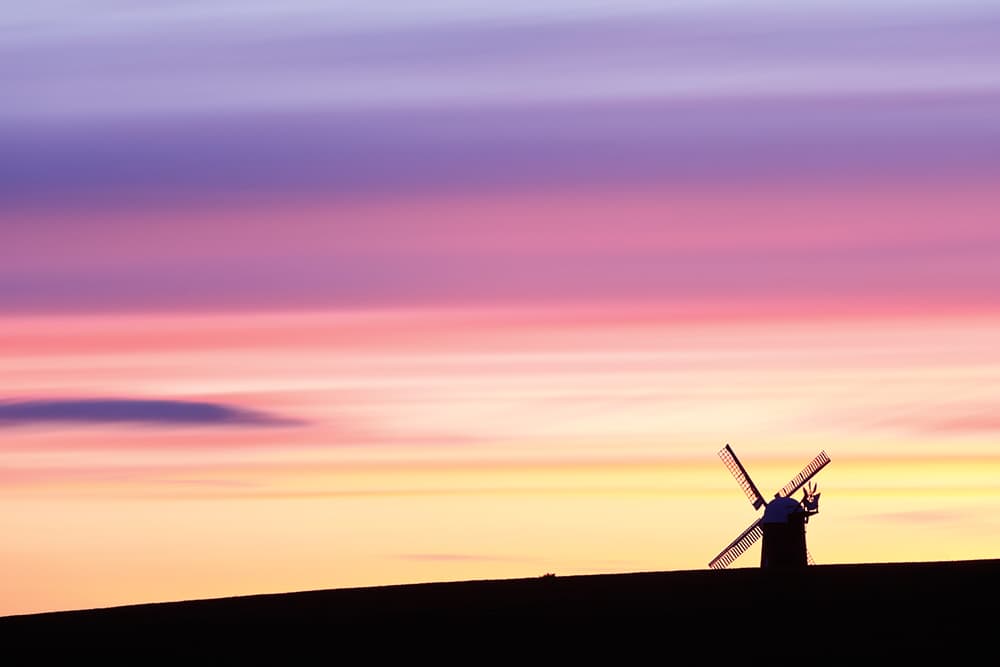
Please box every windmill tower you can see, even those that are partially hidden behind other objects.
[709,444,830,569]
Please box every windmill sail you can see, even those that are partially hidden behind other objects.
[718,444,766,510]
[708,518,763,569]
[775,450,830,499]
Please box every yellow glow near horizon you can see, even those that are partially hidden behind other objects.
[2,307,1000,615]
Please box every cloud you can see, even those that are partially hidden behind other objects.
[393,553,537,563]
[0,398,301,428]
[6,7,998,121]
[912,414,1000,434]
[863,510,970,525]
[884,406,1000,435]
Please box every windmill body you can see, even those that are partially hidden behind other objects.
[760,496,808,568]
[709,444,830,570]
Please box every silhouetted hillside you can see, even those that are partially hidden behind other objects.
[2,559,996,659]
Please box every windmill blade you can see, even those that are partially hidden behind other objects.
[775,450,831,499]
[708,518,763,569]
[718,444,766,510]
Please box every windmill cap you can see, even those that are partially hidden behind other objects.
[761,496,803,524]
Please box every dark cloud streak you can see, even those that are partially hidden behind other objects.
[0,398,302,428]
[4,93,1000,210]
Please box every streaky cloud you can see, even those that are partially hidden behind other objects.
[883,406,1000,435]
[0,397,302,428]
[864,510,970,524]
[913,414,1000,434]
[394,553,537,563]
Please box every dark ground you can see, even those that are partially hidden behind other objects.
[2,559,996,659]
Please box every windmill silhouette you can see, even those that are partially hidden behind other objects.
[709,444,830,569]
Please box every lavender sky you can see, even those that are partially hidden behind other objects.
[2,1,1000,615]
[5,1,1000,312]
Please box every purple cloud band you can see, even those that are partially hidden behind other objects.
[4,93,999,209]
[4,7,1000,208]
[0,398,301,428]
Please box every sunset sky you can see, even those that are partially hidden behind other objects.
[3,1,1000,616]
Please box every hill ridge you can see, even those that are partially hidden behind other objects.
[3,558,997,657]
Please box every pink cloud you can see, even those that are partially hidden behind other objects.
[902,409,1000,434]
[4,181,999,316]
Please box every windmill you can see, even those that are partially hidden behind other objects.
[709,444,830,569]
